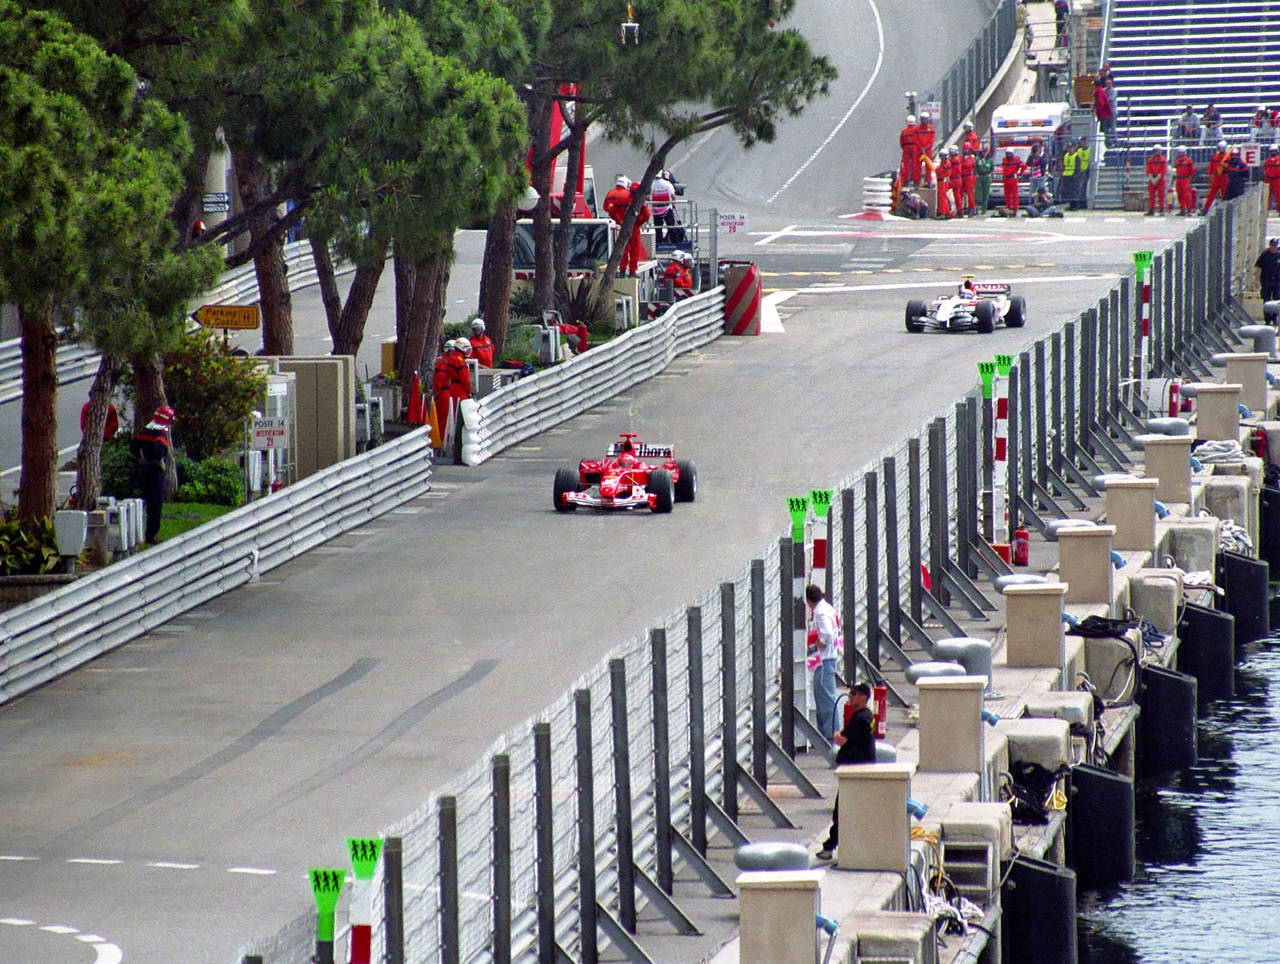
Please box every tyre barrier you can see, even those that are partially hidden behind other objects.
[722,263,762,335]
[862,175,895,215]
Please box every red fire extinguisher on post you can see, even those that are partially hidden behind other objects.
[1167,380,1181,418]
[1013,526,1030,566]
[872,685,887,739]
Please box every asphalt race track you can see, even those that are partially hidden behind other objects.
[0,2,1207,961]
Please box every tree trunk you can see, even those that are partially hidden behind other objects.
[74,355,122,511]
[478,203,516,358]
[393,246,416,377]
[592,143,676,316]
[399,264,434,384]
[132,353,178,498]
[553,122,586,302]
[329,238,390,358]
[310,235,343,331]
[17,299,58,522]
[232,150,293,355]
[528,99,555,317]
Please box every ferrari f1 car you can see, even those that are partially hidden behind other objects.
[554,433,696,513]
[905,278,1026,334]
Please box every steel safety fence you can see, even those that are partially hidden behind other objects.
[238,188,1265,963]
[459,289,726,466]
[0,427,434,706]
[937,0,1019,138]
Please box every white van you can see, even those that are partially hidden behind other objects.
[988,102,1072,205]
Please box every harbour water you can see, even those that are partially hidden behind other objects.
[1078,643,1280,961]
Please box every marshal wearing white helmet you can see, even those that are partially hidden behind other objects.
[468,318,495,365]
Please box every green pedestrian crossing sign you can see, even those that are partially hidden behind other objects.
[347,838,383,881]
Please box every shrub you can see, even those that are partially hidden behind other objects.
[100,436,143,500]
[176,457,242,506]
[0,515,58,576]
[161,328,267,460]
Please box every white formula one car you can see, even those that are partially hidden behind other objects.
[905,278,1027,334]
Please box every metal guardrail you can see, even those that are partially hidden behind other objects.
[0,241,345,405]
[459,288,726,465]
[937,0,1018,137]
[236,188,1266,964]
[0,425,433,706]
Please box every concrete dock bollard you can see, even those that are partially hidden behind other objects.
[1140,435,1194,503]
[1128,569,1183,635]
[1222,354,1269,413]
[836,763,913,872]
[1105,477,1159,552]
[917,676,987,774]
[1193,383,1242,440]
[1004,582,1069,670]
[737,870,824,964]
[1057,525,1117,606]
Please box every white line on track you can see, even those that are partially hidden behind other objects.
[7,918,124,964]
[760,291,794,333]
[0,919,34,926]
[228,866,278,875]
[768,273,1119,296]
[767,0,885,203]
[0,855,35,861]
[755,224,797,246]
[67,858,122,865]
[146,861,200,870]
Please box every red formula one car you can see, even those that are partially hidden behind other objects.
[554,433,697,513]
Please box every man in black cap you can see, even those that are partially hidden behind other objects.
[1256,238,1280,303]
[815,682,876,862]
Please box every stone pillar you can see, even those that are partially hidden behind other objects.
[917,676,986,774]
[1004,582,1068,669]
[1195,383,1242,441]
[1058,525,1116,606]
[737,870,824,964]
[1105,477,1158,552]
[837,763,912,872]
[1140,435,1193,503]
[1223,354,1268,414]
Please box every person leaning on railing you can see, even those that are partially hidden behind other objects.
[1173,106,1200,146]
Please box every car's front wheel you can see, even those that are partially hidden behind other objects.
[1006,295,1027,328]
[905,299,928,332]
[647,468,675,513]
[975,300,996,333]
[554,467,579,511]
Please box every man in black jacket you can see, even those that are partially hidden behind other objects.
[815,682,876,861]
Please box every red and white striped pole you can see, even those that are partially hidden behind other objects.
[347,837,383,964]
[787,497,812,742]
[994,354,1014,543]
[1134,251,1154,396]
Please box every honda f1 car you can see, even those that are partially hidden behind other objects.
[554,433,696,513]
[905,278,1027,333]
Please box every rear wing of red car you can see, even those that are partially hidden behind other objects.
[607,442,674,458]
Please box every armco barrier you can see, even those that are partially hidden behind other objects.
[0,241,352,405]
[459,287,725,466]
[0,426,432,706]
[237,188,1265,963]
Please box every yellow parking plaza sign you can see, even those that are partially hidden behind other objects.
[194,303,260,330]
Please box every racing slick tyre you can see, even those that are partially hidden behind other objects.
[975,300,996,333]
[554,467,580,511]
[905,299,928,332]
[674,460,698,502]
[1006,295,1027,328]
[647,468,675,513]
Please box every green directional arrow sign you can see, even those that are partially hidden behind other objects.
[994,354,1014,377]
[1133,250,1154,273]
[977,361,997,399]
[787,496,809,542]
[347,837,383,881]
[809,489,833,518]
[310,868,347,941]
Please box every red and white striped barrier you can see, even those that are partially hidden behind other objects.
[723,263,762,335]
[994,358,1012,542]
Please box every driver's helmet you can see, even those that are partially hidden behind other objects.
[960,278,976,295]
[620,437,635,455]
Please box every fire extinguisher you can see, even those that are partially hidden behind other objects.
[1013,526,1030,566]
[872,685,887,739]
[1250,426,1268,460]
[1167,380,1181,418]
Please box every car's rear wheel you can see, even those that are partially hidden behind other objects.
[905,299,928,332]
[674,460,697,502]
[554,467,579,511]
[975,300,996,333]
[1006,295,1027,328]
[647,468,675,513]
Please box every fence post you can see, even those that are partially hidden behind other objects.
[883,457,903,643]
[491,757,510,964]
[1019,352,1034,512]
[382,836,404,964]
[952,407,972,577]
[687,606,707,854]
[575,690,598,964]
[928,420,952,602]
[440,796,460,964]
[1006,363,1020,533]
[750,560,767,787]
[609,659,637,931]
[864,472,881,669]
[533,725,556,964]
[778,538,795,756]
[1113,282,1127,419]
[1150,252,1164,375]
[908,438,927,619]
[839,487,859,685]
[1080,309,1097,448]
[720,582,738,822]
[1051,331,1064,475]
[651,628,674,892]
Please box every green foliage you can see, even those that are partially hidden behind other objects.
[100,435,143,499]
[176,457,241,506]
[161,328,267,460]
[155,501,237,542]
[0,515,59,576]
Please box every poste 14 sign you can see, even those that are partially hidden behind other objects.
[717,212,748,234]
[250,416,288,450]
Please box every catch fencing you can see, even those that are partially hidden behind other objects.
[935,0,1019,138]
[237,186,1266,963]
[459,288,726,466]
[0,426,433,705]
